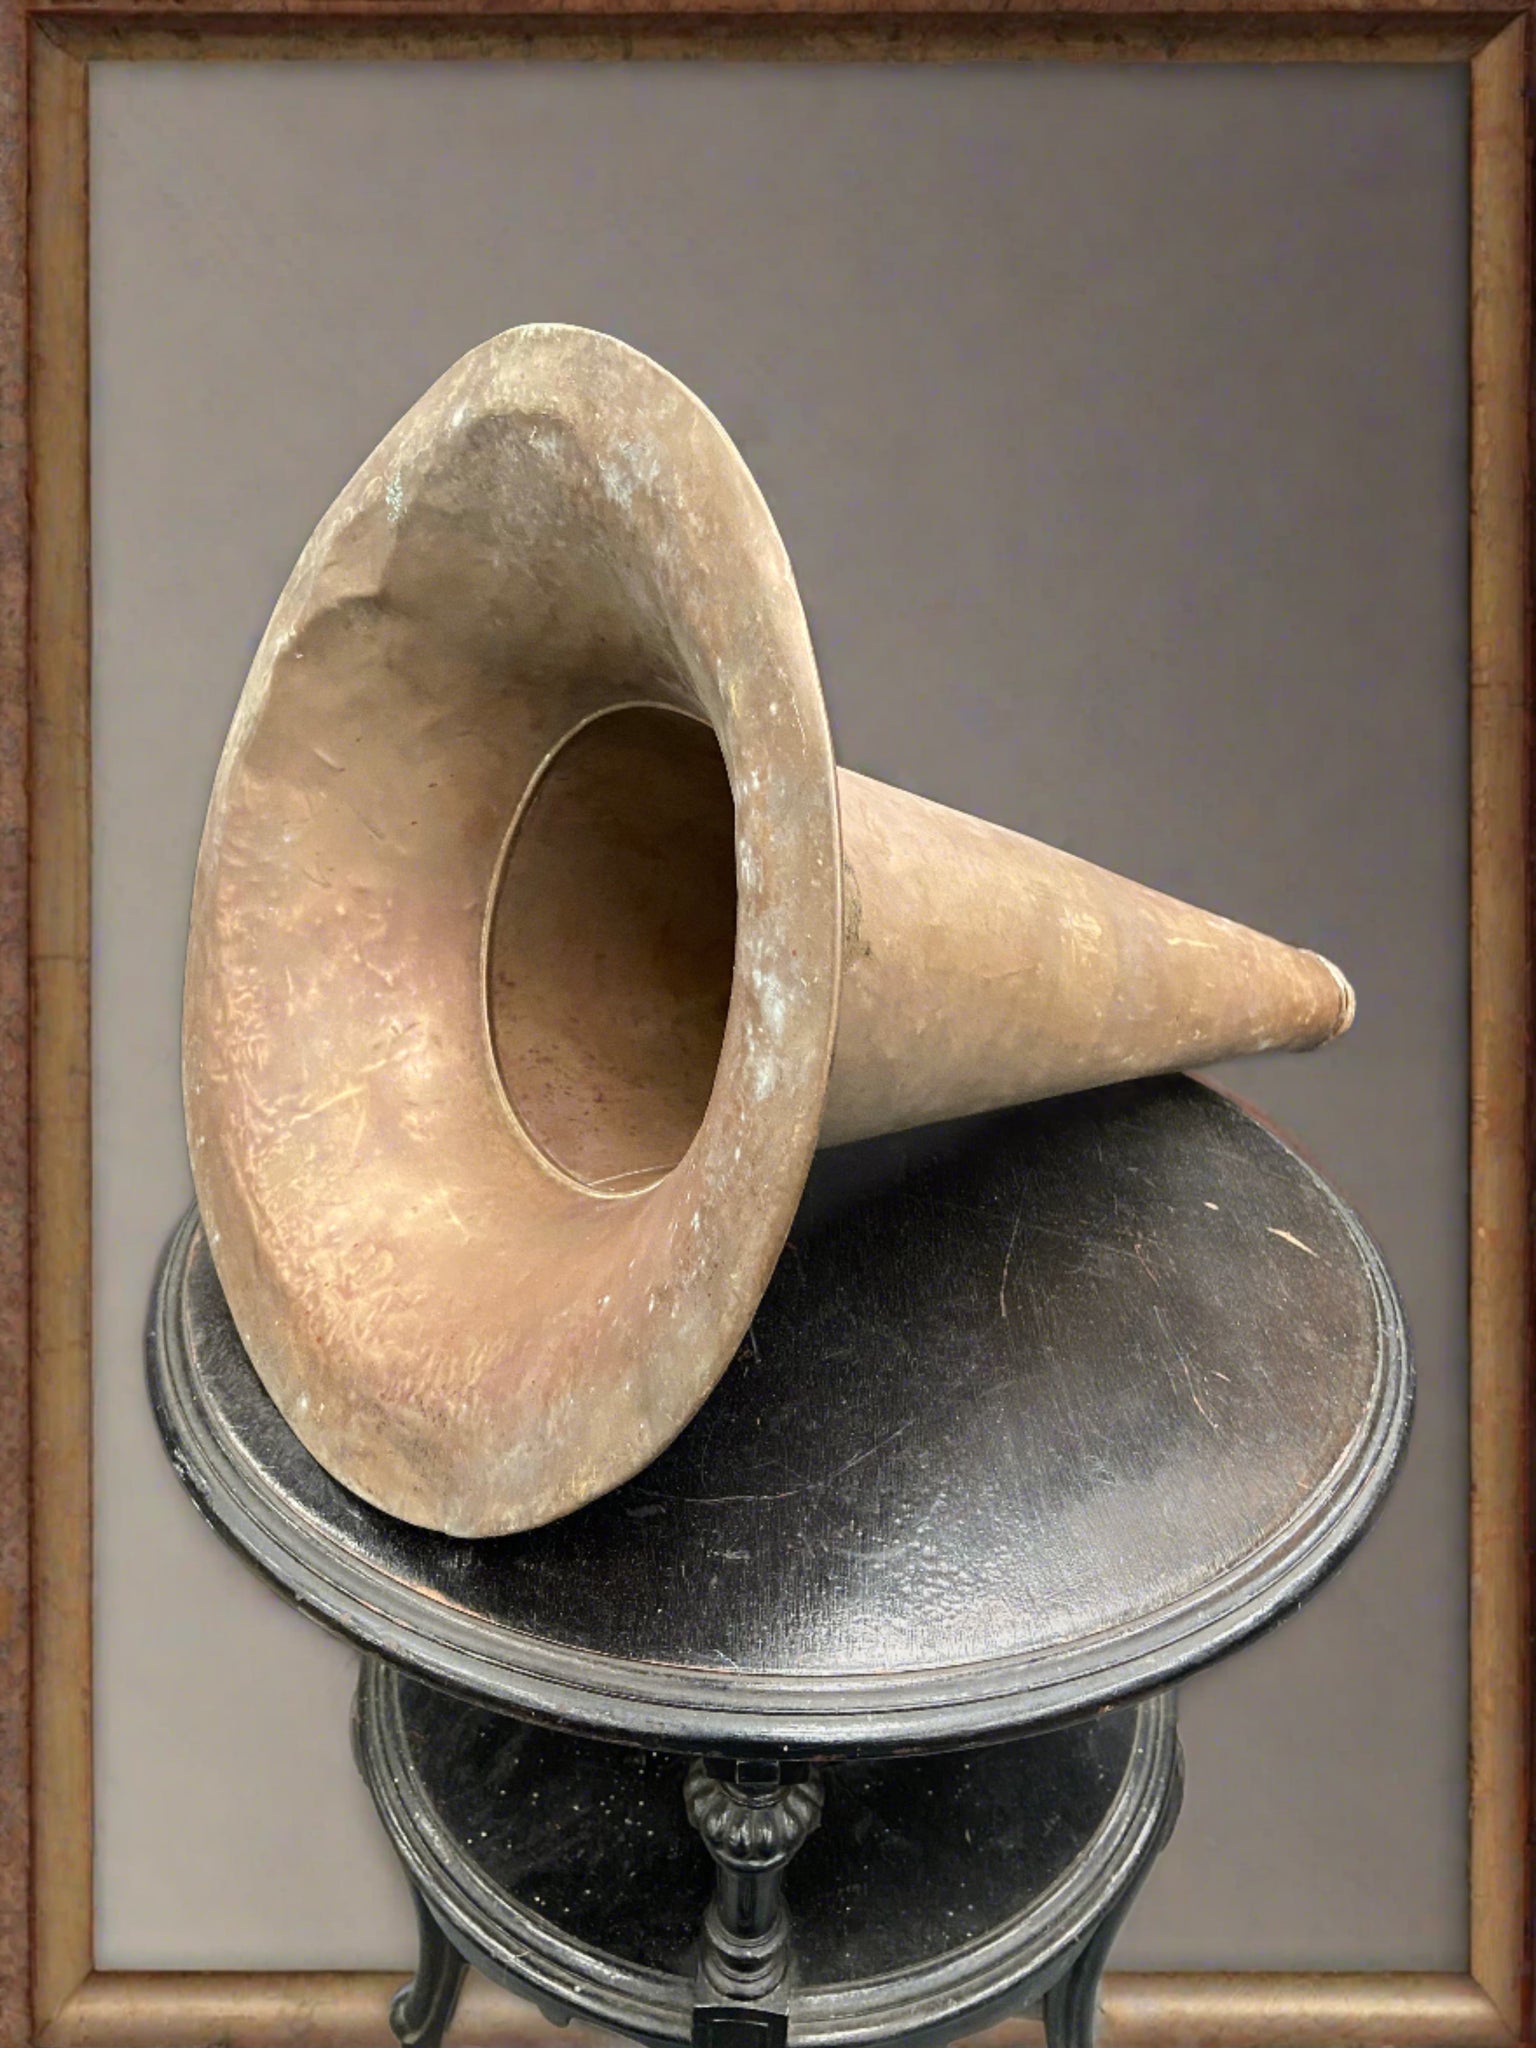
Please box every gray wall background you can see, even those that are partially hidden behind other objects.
[91,60,1469,1971]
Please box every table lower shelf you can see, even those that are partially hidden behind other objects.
[352,1661,1181,2048]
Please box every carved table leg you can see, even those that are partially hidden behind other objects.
[1043,1744,1185,2048]
[684,1758,825,2048]
[390,1883,469,2048]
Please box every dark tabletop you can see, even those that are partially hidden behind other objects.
[150,1075,1411,1756]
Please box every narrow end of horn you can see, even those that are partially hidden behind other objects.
[1308,952,1357,1042]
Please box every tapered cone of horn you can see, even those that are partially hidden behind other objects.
[184,324,1353,1537]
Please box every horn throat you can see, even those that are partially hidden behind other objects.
[486,703,738,1198]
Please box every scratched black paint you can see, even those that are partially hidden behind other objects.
[353,1657,1183,2047]
[391,1669,1139,1980]
[149,1074,1411,1753]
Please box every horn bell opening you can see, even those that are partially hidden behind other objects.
[183,324,842,1538]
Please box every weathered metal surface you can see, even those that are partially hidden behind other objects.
[184,326,842,1537]
[184,325,1353,1534]
[826,769,1350,1144]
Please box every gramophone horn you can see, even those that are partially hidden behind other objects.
[184,323,1352,1537]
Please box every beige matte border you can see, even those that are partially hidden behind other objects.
[11,8,1531,2047]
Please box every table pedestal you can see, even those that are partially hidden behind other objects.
[353,1661,1182,2048]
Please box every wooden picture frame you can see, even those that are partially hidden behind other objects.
[2,6,1528,2045]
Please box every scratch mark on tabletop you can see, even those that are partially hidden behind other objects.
[637,1419,918,1507]
[1267,1226,1318,1258]
[1154,1302,1217,1430]
[998,1200,1025,1320]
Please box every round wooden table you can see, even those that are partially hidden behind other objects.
[149,1075,1410,2048]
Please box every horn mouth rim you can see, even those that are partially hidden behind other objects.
[185,323,843,1537]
